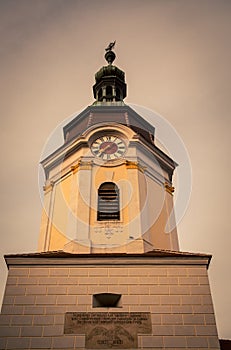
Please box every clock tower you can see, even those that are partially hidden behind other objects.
[38,45,179,254]
[0,44,220,350]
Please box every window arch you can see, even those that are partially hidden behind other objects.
[97,182,120,221]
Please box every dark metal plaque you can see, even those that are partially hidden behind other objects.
[64,312,152,349]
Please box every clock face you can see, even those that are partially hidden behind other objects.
[91,135,126,160]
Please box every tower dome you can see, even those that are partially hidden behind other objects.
[93,42,127,103]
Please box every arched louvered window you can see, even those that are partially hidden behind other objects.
[97,182,120,221]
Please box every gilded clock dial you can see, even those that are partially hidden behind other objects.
[91,136,126,160]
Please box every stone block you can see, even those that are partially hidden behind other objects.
[199,276,209,284]
[174,325,196,335]
[139,276,158,284]
[33,315,54,325]
[76,335,85,348]
[202,295,213,305]
[54,314,65,325]
[162,314,183,325]
[57,277,79,285]
[1,305,23,315]
[191,285,211,295]
[0,326,20,336]
[78,277,99,285]
[21,326,43,336]
[1,296,14,305]
[159,277,178,285]
[196,325,218,336]
[167,267,187,276]
[26,286,47,295]
[150,267,167,276]
[107,285,128,294]
[161,295,181,305]
[169,285,190,295]
[142,335,163,348]
[149,285,169,295]
[57,295,77,305]
[181,295,202,305]
[186,336,208,347]
[45,306,66,314]
[183,314,205,325]
[187,267,207,276]
[129,285,149,295]
[36,295,57,305]
[129,268,150,276]
[43,325,64,336]
[193,305,214,314]
[9,268,29,276]
[18,277,38,285]
[68,286,88,295]
[164,335,187,347]
[0,315,11,325]
[38,277,57,285]
[89,268,108,276]
[6,337,30,349]
[171,305,193,314]
[150,305,171,314]
[109,268,129,276]
[50,268,69,276]
[6,277,18,285]
[29,268,50,276]
[140,295,160,305]
[24,306,45,315]
[11,315,32,325]
[151,314,161,324]
[52,335,75,348]
[14,295,35,305]
[5,286,26,296]
[118,276,138,285]
[179,277,199,285]
[69,268,89,276]
[77,295,92,305]
[129,305,150,312]
[47,286,67,295]
[30,337,52,349]
[204,314,216,325]
[122,295,139,305]
[152,325,174,335]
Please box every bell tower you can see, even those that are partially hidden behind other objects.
[0,44,220,350]
[38,43,179,254]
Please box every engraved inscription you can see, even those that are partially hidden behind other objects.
[64,312,152,349]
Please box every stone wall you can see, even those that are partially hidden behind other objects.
[0,253,220,349]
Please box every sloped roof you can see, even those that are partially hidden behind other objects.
[4,249,212,268]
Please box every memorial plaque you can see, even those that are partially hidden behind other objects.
[64,312,152,349]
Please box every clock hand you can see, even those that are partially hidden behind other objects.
[98,144,111,155]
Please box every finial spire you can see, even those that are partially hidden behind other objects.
[105,40,116,65]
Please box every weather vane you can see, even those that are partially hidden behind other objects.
[105,40,116,51]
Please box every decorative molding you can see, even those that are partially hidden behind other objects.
[71,159,92,173]
[164,182,175,195]
[125,160,146,173]
[71,163,80,174]
[43,180,54,193]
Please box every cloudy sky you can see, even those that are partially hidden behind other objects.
[0,0,230,339]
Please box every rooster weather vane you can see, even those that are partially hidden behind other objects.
[105,40,116,51]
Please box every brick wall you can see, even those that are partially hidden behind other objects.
[0,256,220,349]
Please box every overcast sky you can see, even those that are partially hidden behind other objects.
[0,0,230,339]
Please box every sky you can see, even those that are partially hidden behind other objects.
[0,0,231,339]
